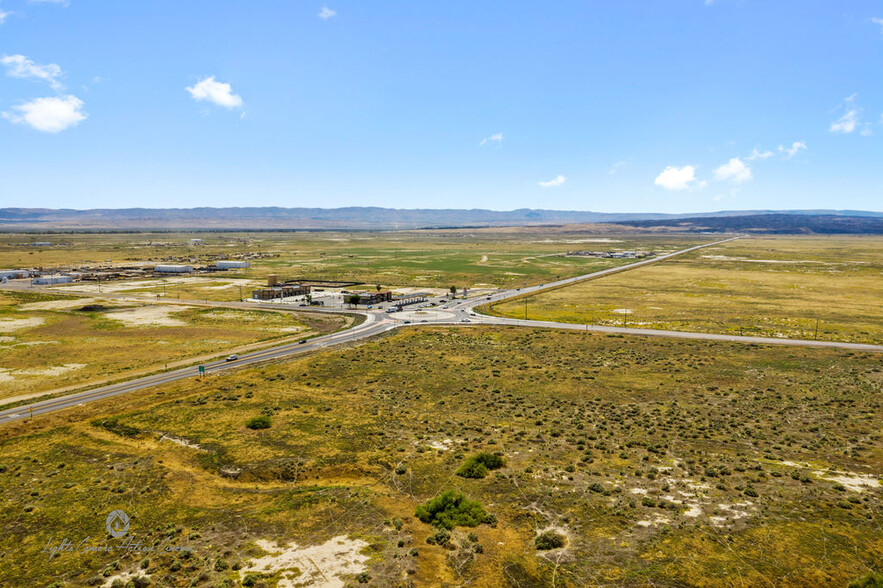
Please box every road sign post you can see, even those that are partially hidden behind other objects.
[198,365,205,377]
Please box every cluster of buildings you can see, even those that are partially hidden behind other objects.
[565,250,653,259]
[250,274,429,309]
[0,258,253,286]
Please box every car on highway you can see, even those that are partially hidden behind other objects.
[420,319,428,323]
[403,320,411,324]
[461,318,470,322]
[226,354,239,362]
[298,339,307,344]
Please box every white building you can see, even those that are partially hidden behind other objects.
[215,260,250,269]
[33,275,73,285]
[155,264,193,273]
[0,270,29,280]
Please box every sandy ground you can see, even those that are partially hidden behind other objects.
[241,536,370,588]
[17,298,102,311]
[0,364,86,384]
[816,470,881,492]
[56,276,258,295]
[0,317,46,332]
[105,306,189,327]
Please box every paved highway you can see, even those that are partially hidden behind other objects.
[3,234,881,423]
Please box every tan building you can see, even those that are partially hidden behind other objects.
[252,284,311,300]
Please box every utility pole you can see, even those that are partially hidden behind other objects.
[814,318,819,340]
[524,297,527,321]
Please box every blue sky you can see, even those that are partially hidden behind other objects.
[1,0,881,213]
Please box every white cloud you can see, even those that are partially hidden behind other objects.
[479,132,503,146]
[608,160,629,175]
[3,95,86,132]
[830,109,858,134]
[538,174,566,188]
[872,17,883,35]
[1,54,64,90]
[0,10,9,25]
[830,94,862,134]
[318,6,336,20]
[186,76,243,109]
[778,141,806,159]
[654,165,701,191]
[713,157,752,183]
[746,148,774,161]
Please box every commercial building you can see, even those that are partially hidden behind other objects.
[216,260,250,269]
[349,290,393,305]
[252,284,311,300]
[33,275,73,285]
[0,270,30,280]
[393,292,429,307]
[155,264,193,273]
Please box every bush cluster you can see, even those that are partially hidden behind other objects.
[455,452,506,479]
[415,490,494,530]
[245,416,271,430]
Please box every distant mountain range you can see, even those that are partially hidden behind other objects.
[0,207,881,232]
[613,213,883,234]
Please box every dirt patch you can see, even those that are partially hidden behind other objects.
[18,364,86,378]
[106,306,189,327]
[18,298,100,311]
[815,470,881,493]
[157,433,205,451]
[241,536,370,588]
[0,317,45,332]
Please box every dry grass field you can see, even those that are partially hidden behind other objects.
[0,290,347,402]
[1,231,709,298]
[489,236,883,344]
[1,326,880,587]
